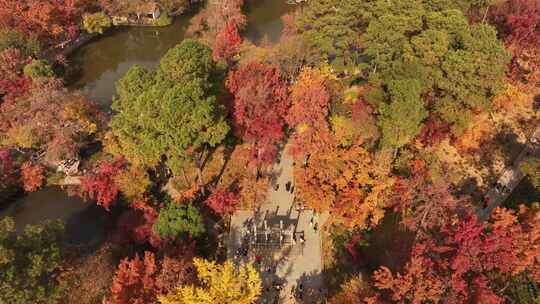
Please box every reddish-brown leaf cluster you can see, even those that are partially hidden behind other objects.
[105,247,196,304]
[113,201,163,248]
[1,78,105,163]
[205,187,238,215]
[0,148,18,190]
[81,159,124,210]
[416,115,451,147]
[187,0,246,45]
[369,206,540,304]
[212,21,242,62]
[491,0,540,85]
[0,0,83,44]
[286,67,332,158]
[503,0,540,54]
[226,61,289,168]
[0,48,32,108]
[20,161,44,192]
[388,160,470,231]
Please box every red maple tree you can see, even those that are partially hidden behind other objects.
[0,48,32,110]
[205,187,238,215]
[105,246,196,304]
[212,21,242,62]
[504,0,540,53]
[105,252,158,304]
[187,0,246,45]
[20,161,44,192]
[226,61,289,168]
[286,67,332,159]
[369,206,540,304]
[80,159,124,210]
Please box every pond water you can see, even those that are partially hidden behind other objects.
[244,0,294,44]
[0,187,108,246]
[70,0,294,108]
[69,16,193,106]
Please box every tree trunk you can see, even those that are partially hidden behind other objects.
[196,165,205,196]
[196,146,207,195]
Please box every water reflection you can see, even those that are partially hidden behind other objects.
[244,0,293,44]
[70,1,293,107]
[69,16,192,106]
[0,187,108,246]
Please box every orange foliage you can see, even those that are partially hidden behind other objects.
[218,144,270,209]
[454,113,494,152]
[295,145,393,229]
[286,67,332,159]
[20,161,44,192]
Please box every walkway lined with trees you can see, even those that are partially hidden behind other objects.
[479,126,540,221]
[228,143,327,303]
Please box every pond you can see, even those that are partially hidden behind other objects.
[69,16,193,106]
[69,0,294,108]
[244,0,294,44]
[0,187,109,246]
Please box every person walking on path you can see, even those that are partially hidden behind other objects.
[285,181,291,192]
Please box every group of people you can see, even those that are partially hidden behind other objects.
[291,231,305,245]
[274,180,295,193]
[494,181,511,195]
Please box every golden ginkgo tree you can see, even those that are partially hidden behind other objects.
[158,258,262,304]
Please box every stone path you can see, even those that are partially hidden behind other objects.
[478,127,540,221]
[228,143,327,303]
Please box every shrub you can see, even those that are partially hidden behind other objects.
[153,201,205,239]
[0,29,41,56]
[83,12,112,34]
[23,59,53,79]
[153,13,173,27]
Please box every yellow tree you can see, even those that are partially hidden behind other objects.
[158,258,262,304]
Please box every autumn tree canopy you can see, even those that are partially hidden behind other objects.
[0,0,83,44]
[0,78,105,163]
[158,258,262,304]
[226,61,289,168]
[369,206,540,304]
[295,145,394,229]
[286,67,332,159]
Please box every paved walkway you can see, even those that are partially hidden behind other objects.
[478,127,540,221]
[228,143,327,303]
